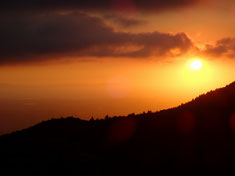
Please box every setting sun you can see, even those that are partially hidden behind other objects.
[190,60,203,70]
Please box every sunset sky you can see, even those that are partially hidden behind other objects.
[0,0,235,134]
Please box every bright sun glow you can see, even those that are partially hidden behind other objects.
[190,60,203,70]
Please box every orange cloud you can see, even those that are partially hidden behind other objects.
[203,38,235,59]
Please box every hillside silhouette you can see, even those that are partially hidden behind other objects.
[0,82,235,176]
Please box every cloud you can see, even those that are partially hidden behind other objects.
[203,38,235,58]
[0,0,208,13]
[0,12,193,64]
[103,14,145,28]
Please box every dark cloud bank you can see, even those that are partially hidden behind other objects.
[0,12,193,64]
[0,0,206,13]
[0,0,231,64]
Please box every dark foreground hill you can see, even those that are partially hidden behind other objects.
[0,82,235,176]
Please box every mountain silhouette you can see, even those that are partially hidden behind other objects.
[0,82,235,176]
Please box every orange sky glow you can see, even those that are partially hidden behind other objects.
[0,0,235,134]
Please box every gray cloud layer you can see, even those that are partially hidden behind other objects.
[0,12,193,64]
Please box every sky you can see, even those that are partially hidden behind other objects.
[0,0,235,134]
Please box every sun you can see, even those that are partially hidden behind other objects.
[190,60,203,70]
